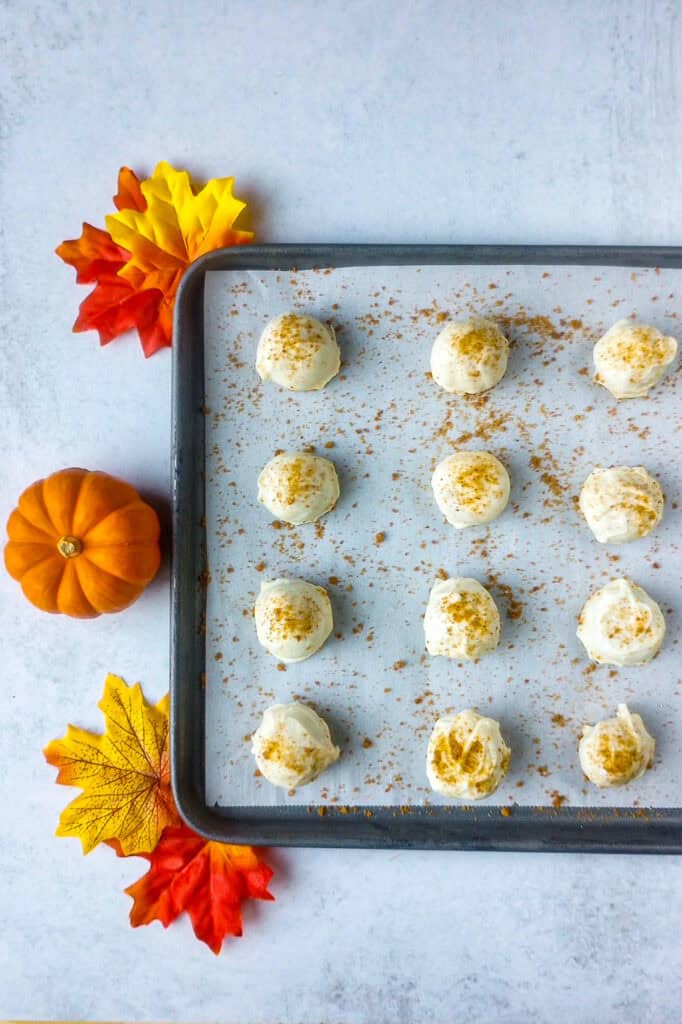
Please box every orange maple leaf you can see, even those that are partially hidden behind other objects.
[56,168,168,357]
[105,160,253,351]
[56,162,252,357]
[44,673,179,855]
[122,824,275,954]
[55,223,130,284]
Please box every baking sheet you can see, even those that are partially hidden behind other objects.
[203,264,680,811]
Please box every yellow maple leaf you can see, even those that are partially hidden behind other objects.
[106,160,253,297]
[44,673,179,855]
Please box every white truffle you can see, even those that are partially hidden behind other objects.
[432,450,510,529]
[251,702,340,789]
[430,317,509,395]
[254,578,333,662]
[579,465,664,544]
[579,704,655,788]
[593,319,677,399]
[256,313,340,391]
[258,452,339,525]
[577,577,665,667]
[424,577,500,661]
[426,709,510,799]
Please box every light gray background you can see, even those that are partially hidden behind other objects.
[1,1,681,1021]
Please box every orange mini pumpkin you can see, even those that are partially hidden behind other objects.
[4,468,161,618]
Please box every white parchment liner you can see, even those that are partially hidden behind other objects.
[203,264,680,809]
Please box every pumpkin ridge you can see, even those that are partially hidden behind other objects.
[81,500,153,541]
[81,543,160,583]
[75,558,140,613]
[5,544,60,579]
[35,481,63,538]
[19,553,65,612]
[57,561,98,617]
[69,468,91,534]
[78,559,138,591]
[72,474,139,536]
[42,468,90,536]
[7,509,55,545]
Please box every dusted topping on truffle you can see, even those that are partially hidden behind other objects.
[593,320,677,399]
[426,709,511,799]
[579,703,655,788]
[256,313,340,391]
[254,578,333,662]
[251,702,340,788]
[577,577,665,667]
[579,465,664,544]
[424,577,501,660]
[432,450,510,528]
[430,317,509,395]
[258,452,340,525]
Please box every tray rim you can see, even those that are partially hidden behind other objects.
[171,242,682,852]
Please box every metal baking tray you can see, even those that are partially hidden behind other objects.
[171,244,682,852]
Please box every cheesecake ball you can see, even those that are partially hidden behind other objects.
[432,450,510,529]
[251,702,340,789]
[256,313,340,391]
[424,577,500,661]
[579,465,664,544]
[430,316,509,395]
[257,452,340,525]
[254,578,333,662]
[577,577,665,667]
[592,319,677,399]
[426,709,511,799]
[579,703,655,788]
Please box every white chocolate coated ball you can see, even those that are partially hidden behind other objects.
[256,313,340,391]
[430,317,509,395]
[432,450,510,528]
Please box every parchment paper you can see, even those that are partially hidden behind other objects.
[203,264,681,809]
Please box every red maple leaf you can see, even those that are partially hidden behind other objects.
[56,168,168,358]
[121,824,274,954]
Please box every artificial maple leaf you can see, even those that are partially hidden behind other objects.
[122,824,274,954]
[113,165,147,212]
[56,167,146,282]
[44,673,179,855]
[106,159,253,301]
[56,168,168,356]
[73,274,165,353]
[57,162,252,357]
[55,223,130,284]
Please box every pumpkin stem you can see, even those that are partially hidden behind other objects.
[57,535,83,559]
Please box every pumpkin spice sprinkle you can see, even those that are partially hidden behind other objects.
[432,450,510,529]
[255,312,340,391]
[254,579,333,663]
[577,578,665,667]
[593,320,678,399]
[579,704,654,788]
[578,465,664,544]
[424,577,501,661]
[426,709,511,800]
[257,451,340,526]
[251,702,340,789]
[430,317,510,395]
